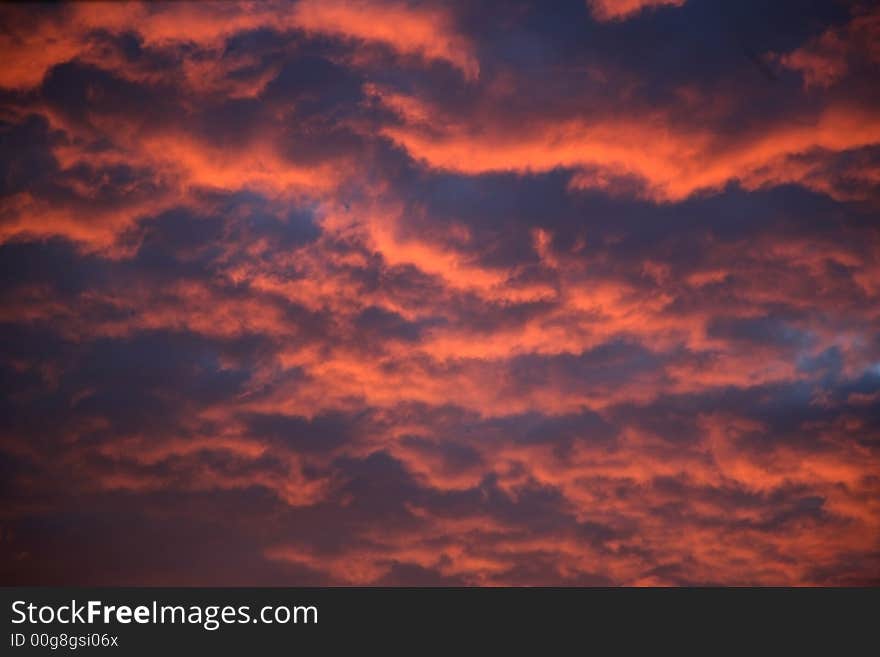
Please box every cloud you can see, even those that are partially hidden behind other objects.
[1,0,879,586]
[587,0,686,22]
[777,5,880,89]
[374,85,880,202]
[0,0,479,92]
[290,0,479,80]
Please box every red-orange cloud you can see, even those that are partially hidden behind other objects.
[587,0,686,22]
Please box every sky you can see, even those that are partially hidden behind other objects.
[0,0,878,586]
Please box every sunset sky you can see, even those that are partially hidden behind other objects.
[1,0,879,585]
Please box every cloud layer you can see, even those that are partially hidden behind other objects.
[1,0,878,585]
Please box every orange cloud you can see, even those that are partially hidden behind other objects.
[291,0,479,80]
[778,6,880,89]
[374,86,880,201]
[587,0,686,22]
[0,0,478,91]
